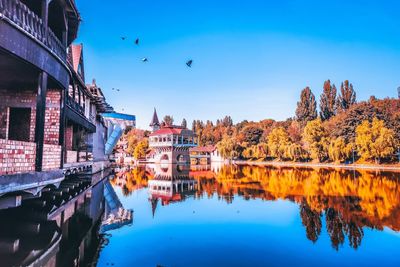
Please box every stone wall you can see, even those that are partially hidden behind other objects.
[0,139,36,175]
[42,144,61,170]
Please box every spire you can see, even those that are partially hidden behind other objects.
[150,108,160,132]
[151,198,158,218]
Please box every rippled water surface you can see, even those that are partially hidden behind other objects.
[96,164,400,267]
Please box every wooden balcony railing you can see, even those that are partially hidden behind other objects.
[0,0,67,62]
[66,95,85,116]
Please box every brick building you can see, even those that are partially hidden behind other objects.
[0,0,114,209]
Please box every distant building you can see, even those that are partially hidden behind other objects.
[147,109,197,164]
[190,145,225,165]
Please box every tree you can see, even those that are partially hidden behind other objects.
[337,80,356,112]
[181,118,187,128]
[133,139,149,159]
[216,134,242,160]
[303,119,329,162]
[328,137,352,163]
[267,127,291,160]
[286,142,307,161]
[296,87,317,124]
[319,80,337,121]
[163,115,174,126]
[239,125,264,146]
[355,118,397,163]
[125,129,146,155]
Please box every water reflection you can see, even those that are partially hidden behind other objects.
[111,164,400,251]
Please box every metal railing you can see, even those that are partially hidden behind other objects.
[0,0,66,62]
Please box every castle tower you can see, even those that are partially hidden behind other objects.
[150,108,160,132]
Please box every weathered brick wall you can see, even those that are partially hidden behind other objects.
[42,144,61,170]
[0,139,36,175]
[0,89,36,141]
[44,89,61,145]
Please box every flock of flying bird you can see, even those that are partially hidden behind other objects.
[120,36,193,67]
[112,36,194,93]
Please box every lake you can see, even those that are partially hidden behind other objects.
[95,163,400,267]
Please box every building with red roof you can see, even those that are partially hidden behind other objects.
[147,110,197,164]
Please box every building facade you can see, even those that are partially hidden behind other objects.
[0,1,121,209]
[148,110,197,164]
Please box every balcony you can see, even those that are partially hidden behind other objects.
[0,0,66,62]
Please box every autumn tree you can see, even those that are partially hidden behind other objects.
[267,127,291,160]
[133,139,149,159]
[303,119,329,162]
[328,137,353,163]
[355,118,397,163]
[163,115,174,126]
[296,87,317,125]
[217,134,242,160]
[239,125,264,146]
[286,143,307,161]
[337,80,356,112]
[319,80,337,121]
[125,129,146,155]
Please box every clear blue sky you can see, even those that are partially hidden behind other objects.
[75,0,400,129]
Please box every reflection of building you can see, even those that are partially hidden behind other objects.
[189,145,225,165]
[101,180,133,232]
[148,110,197,164]
[148,164,196,216]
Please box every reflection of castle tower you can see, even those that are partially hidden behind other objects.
[148,164,196,216]
[150,108,160,132]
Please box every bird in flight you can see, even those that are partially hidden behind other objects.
[142,57,148,62]
[186,60,193,68]
[135,38,140,45]
[121,36,127,41]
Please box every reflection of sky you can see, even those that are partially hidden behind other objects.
[97,187,400,267]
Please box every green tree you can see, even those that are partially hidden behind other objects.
[296,87,317,124]
[337,80,356,112]
[319,80,337,121]
[303,119,329,162]
[355,118,397,163]
[267,127,292,160]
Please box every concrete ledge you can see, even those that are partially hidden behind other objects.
[0,170,64,196]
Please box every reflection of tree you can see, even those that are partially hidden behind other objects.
[325,208,345,250]
[300,201,322,243]
[344,221,364,249]
[112,164,400,251]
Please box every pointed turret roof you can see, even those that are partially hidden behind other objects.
[150,108,160,127]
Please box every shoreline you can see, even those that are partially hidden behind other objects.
[232,160,400,172]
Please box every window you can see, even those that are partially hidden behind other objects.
[8,107,31,142]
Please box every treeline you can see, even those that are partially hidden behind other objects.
[192,80,400,164]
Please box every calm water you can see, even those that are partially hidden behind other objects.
[96,164,400,267]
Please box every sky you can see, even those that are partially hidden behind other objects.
[75,0,400,129]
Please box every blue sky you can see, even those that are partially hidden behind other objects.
[76,0,400,129]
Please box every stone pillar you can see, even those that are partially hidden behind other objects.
[35,72,48,172]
